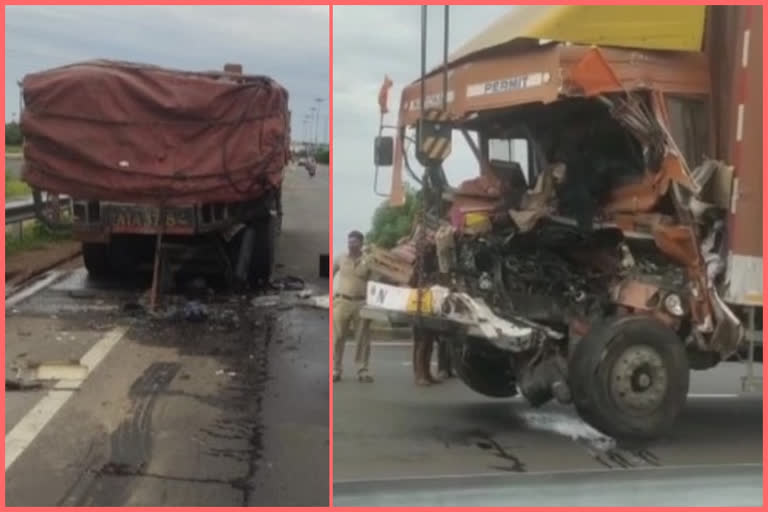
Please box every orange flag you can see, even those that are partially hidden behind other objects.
[570,48,623,96]
[378,75,394,114]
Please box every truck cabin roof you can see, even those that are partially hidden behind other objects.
[397,42,710,129]
[396,5,709,128]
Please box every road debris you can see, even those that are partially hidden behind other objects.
[30,360,89,381]
[306,295,329,309]
[5,379,43,391]
[271,275,306,291]
[252,295,281,308]
[183,300,208,322]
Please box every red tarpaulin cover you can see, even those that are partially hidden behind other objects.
[21,60,290,205]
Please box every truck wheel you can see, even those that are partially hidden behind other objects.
[568,316,689,440]
[82,242,110,277]
[448,336,518,398]
[249,214,277,285]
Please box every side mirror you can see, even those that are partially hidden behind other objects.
[374,136,394,167]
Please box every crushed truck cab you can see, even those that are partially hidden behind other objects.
[368,5,762,440]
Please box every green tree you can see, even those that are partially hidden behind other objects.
[315,148,329,164]
[5,122,22,146]
[366,185,421,248]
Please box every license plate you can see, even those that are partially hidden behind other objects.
[105,205,195,231]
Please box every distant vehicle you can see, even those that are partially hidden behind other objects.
[21,61,291,290]
[299,157,317,177]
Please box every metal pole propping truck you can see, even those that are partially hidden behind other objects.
[20,61,290,296]
[365,5,762,440]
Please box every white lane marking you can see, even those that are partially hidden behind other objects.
[5,271,62,308]
[736,104,745,142]
[742,29,751,67]
[80,327,126,372]
[5,391,75,470]
[5,326,128,470]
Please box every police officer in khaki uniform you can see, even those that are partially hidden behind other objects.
[332,230,373,383]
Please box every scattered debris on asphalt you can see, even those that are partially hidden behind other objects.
[122,302,145,316]
[29,360,88,380]
[252,295,281,308]
[270,275,306,291]
[183,300,208,322]
[306,295,329,309]
[5,379,43,391]
[68,289,97,299]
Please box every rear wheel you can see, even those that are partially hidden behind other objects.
[248,214,277,286]
[82,242,110,278]
[569,316,689,440]
[447,336,518,398]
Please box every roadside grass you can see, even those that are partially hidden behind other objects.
[5,177,31,199]
[6,144,22,154]
[6,220,72,257]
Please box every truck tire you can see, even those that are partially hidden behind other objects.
[448,336,518,398]
[249,214,277,285]
[82,242,110,278]
[568,316,689,441]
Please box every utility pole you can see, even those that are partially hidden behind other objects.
[309,106,317,152]
[314,97,325,148]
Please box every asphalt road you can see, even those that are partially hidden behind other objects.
[5,165,330,506]
[333,342,763,506]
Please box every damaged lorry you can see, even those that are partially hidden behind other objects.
[20,61,290,294]
[365,5,762,440]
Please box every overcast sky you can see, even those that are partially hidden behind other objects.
[332,5,513,255]
[5,5,329,140]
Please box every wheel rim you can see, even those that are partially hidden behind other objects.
[610,345,668,413]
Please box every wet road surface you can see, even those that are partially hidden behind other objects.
[333,342,763,506]
[5,165,330,506]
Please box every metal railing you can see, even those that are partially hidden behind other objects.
[5,197,37,224]
[5,195,72,243]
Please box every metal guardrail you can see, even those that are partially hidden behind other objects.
[5,196,72,225]
[5,198,36,224]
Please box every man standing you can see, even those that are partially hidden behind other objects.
[333,230,373,383]
[413,328,453,385]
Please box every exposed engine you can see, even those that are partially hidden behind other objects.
[450,214,689,341]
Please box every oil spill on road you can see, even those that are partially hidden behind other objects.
[58,298,276,506]
[429,426,527,473]
[473,434,526,473]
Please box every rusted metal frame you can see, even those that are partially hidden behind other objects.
[650,90,718,340]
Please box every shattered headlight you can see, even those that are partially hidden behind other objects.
[663,293,685,317]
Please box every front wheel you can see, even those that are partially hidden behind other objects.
[248,214,277,286]
[568,316,689,440]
